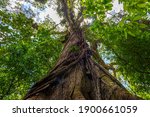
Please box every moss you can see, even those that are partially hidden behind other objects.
[69,45,80,52]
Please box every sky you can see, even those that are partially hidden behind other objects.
[5,0,127,87]
[7,0,60,23]
[7,0,123,24]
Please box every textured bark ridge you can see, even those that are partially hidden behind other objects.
[24,29,141,100]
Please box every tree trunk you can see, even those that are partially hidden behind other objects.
[24,28,141,100]
[24,0,141,100]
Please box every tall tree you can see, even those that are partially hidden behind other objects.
[0,10,62,99]
[24,0,141,100]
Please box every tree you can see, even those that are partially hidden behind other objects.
[1,0,149,99]
[24,0,141,100]
[0,10,62,99]
[93,0,150,98]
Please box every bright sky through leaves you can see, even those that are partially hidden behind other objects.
[7,0,123,23]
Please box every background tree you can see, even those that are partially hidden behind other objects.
[0,10,62,99]
[87,0,150,98]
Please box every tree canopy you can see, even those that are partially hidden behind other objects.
[0,0,150,99]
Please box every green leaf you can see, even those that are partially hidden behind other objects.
[105,3,113,10]
[127,31,136,37]
[137,4,146,8]
[139,24,147,28]
[133,16,142,21]
[124,29,127,39]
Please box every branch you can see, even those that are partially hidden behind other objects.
[59,0,72,28]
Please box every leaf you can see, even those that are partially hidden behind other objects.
[127,31,136,37]
[133,16,142,21]
[139,24,147,28]
[105,3,113,10]
[137,4,146,8]
[124,29,127,39]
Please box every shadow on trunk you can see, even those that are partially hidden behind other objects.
[24,29,141,100]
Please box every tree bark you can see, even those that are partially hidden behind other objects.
[24,29,141,100]
[24,0,141,100]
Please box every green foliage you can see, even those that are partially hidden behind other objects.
[70,45,80,52]
[84,0,150,99]
[101,21,150,97]
[35,0,48,4]
[0,0,9,8]
[0,10,62,99]
[1,0,150,99]
[119,0,150,14]
[81,0,113,21]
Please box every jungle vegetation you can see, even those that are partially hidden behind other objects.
[0,0,150,99]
